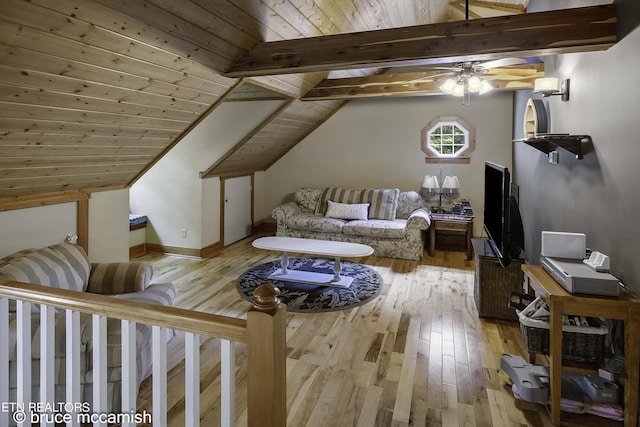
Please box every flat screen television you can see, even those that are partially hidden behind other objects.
[483,161,525,267]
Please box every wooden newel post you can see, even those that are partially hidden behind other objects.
[247,284,287,427]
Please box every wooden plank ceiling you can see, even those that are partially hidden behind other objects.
[0,0,617,200]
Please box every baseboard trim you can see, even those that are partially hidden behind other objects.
[201,241,223,258]
[146,241,224,258]
[129,243,147,258]
[146,243,201,258]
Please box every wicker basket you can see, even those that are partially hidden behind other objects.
[517,298,608,363]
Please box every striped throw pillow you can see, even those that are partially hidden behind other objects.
[360,188,400,220]
[0,244,89,293]
[88,261,153,294]
[316,187,363,215]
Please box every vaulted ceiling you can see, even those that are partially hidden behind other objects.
[0,0,617,204]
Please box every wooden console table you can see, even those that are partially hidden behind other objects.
[522,265,640,427]
[428,213,474,260]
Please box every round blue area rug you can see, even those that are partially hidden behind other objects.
[237,257,383,313]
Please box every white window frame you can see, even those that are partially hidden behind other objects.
[421,116,475,164]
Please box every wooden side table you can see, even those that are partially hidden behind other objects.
[428,213,474,260]
[522,265,640,427]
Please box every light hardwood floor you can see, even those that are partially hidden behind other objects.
[134,234,553,426]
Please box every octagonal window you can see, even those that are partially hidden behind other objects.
[421,116,475,164]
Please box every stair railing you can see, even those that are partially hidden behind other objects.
[0,280,286,427]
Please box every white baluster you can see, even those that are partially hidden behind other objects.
[0,298,9,427]
[66,310,80,427]
[40,305,55,427]
[185,333,199,427]
[17,300,31,427]
[221,340,235,427]
[152,326,167,427]
[121,320,137,427]
[92,314,107,426]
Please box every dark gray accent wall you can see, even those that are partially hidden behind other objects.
[513,90,619,261]
[511,0,640,294]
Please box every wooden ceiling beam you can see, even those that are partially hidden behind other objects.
[224,4,616,77]
[301,64,544,100]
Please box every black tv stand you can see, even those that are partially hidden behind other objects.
[472,239,525,320]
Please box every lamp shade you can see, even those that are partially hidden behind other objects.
[422,175,439,190]
[534,77,559,94]
[452,83,465,97]
[467,76,482,93]
[440,79,456,94]
[479,80,494,95]
[442,175,460,190]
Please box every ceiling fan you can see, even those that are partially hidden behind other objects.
[420,0,528,103]
[408,57,528,103]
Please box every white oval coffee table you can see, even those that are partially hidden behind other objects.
[252,236,374,288]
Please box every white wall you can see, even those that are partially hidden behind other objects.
[0,189,130,261]
[88,189,130,262]
[130,100,284,250]
[201,176,221,247]
[254,171,267,222]
[0,203,76,258]
[261,93,514,237]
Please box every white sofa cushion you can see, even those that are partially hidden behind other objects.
[325,200,370,220]
[342,219,407,239]
[361,188,400,220]
[286,212,346,233]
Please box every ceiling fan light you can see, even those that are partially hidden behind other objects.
[452,83,465,97]
[479,80,494,94]
[467,76,482,92]
[440,79,456,94]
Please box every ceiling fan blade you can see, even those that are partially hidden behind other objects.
[410,65,460,72]
[479,58,527,69]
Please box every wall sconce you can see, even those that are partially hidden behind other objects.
[422,174,460,213]
[534,77,570,101]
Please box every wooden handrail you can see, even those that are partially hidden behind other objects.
[0,280,288,426]
[0,280,247,342]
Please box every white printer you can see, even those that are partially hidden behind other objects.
[540,231,620,297]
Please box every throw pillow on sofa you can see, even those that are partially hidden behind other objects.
[316,187,363,215]
[325,200,370,220]
[361,188,400,220]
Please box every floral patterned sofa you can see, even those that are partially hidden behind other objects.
[272,187,431,260]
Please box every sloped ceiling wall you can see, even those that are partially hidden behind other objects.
[0,0,536,201]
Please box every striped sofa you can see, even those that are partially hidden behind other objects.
[0,243,175,414]
[273,187,431,260]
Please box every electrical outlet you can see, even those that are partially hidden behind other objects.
[180,228,187,238]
